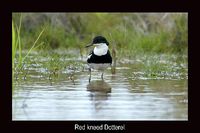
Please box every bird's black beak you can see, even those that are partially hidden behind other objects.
[85,43,93,48]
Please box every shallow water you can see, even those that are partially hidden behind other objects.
[12,66,188,120]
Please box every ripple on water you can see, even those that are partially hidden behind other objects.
[13,66,188,120]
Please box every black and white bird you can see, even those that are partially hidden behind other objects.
[85,36,112,82]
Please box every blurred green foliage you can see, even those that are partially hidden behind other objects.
[12,13,188,55]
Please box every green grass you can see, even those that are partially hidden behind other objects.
[122,53,188,80]
[12,13,188,81]
[12,21,16,70]
[12,13,188,55]
[12,14,45,85]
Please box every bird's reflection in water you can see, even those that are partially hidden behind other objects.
[87,80,111,112]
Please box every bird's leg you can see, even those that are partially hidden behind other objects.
[89,68,91,83]
[101,71,104,80]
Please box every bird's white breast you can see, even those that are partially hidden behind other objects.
[93,43,108,56]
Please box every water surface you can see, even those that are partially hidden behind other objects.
[12,66,188,120]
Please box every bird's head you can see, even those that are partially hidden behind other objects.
[85,36,109,48]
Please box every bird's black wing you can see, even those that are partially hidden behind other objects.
[87,50,112,64]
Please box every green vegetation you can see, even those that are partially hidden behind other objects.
[12,13,188,82]
[12,13,45,82]
[124,54,188,80]
[12,13,187,53]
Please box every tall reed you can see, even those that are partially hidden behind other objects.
[12,14,45,88]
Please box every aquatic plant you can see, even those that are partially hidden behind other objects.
[12,13,45,82]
